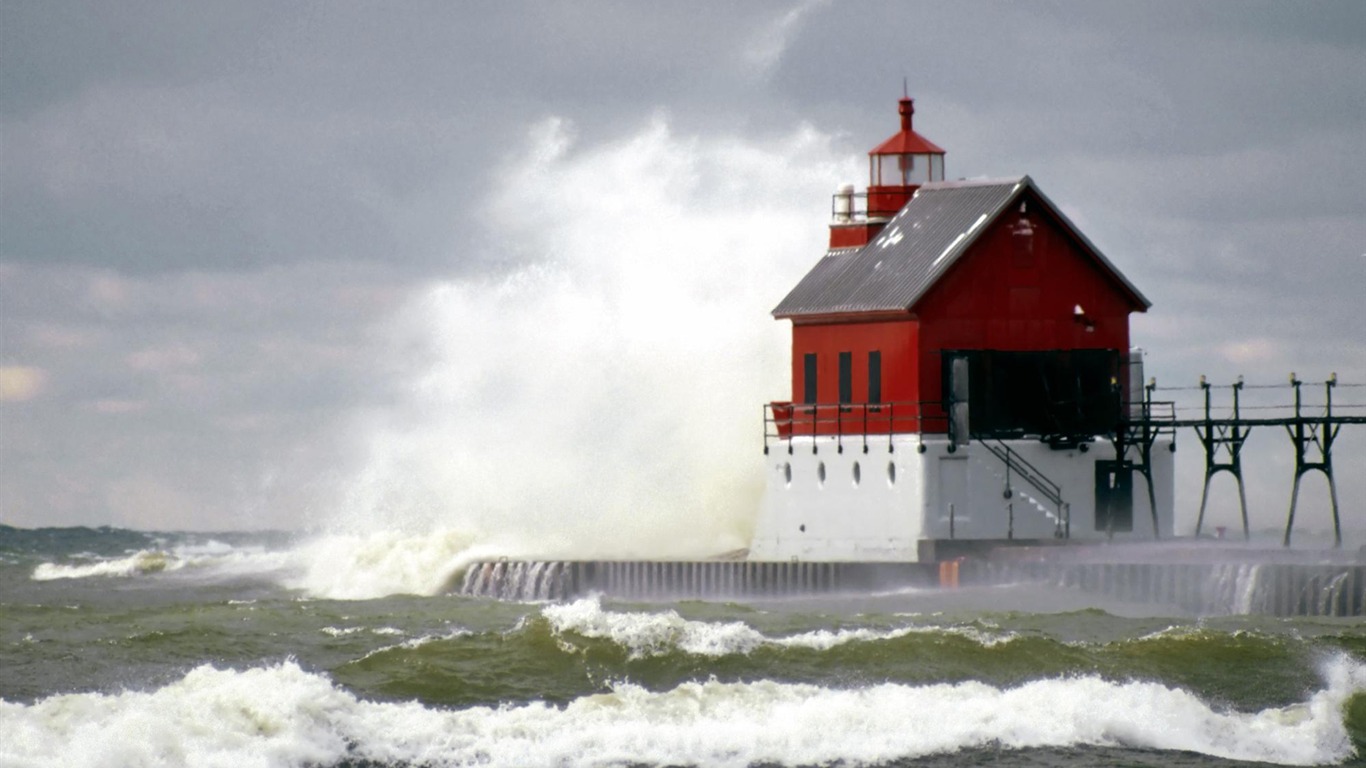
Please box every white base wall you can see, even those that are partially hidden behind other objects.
[750,435,1175,562]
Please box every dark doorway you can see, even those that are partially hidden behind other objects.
[940,349,1122,441]
[1094,460,1134,533]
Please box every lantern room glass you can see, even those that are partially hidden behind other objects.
[870,153,943,186]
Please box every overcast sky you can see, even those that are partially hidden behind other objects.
[2,1,1364,542]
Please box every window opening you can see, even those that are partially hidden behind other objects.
[803,353,818,404]
[868,351,882,403]
[838,352,852,404]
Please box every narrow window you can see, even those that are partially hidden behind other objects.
[868,351,882,403]
[838,352,852,404]
[803,353,818,404]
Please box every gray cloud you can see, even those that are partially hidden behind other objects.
[2,1,1364,534]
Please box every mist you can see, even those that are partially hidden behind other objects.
[277,115,862,596]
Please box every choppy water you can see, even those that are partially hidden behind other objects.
[2,526,1363,767]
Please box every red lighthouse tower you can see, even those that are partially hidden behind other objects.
[829,96,946,250]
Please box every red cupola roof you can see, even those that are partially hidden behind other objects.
[869,97,946,156]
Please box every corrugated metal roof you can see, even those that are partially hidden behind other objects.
[772,176,1150,318]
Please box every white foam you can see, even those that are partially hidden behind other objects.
[281,528,492,600]
[354,629,473,663]
[542,597,1016,658]
[3,657,1359,768]
[31,550,182,581]
[24,528,523,601]
[28,538,300,587]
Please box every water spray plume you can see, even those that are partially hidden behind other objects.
[293,114,853,598]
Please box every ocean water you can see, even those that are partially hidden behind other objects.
[2,526,1363,768]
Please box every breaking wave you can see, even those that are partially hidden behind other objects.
[542,596,1017,658]
[4,655,1361,767]
[31,549,182,581]
[23,529,487,600]
[28,537,292,583]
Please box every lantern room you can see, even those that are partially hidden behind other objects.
[867,96,946,217]
[830,97,946,249]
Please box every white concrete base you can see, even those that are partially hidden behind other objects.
[750,434,1174,562]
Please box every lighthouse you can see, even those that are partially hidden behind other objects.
[457,97,1365,612]
[752,96,1175,562]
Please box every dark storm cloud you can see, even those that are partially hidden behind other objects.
[2,1,1363,531]
[0,1,805,274]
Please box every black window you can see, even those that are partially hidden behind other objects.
[803,353,817,404]
[868,351,882,403]
[838,352,852,404]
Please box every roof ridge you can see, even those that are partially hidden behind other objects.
[772,175,1149,318]
[918,175,1028,190]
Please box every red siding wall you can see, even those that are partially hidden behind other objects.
[787,318,923,435]
[791,319,920,403]
[914,194,1135,423]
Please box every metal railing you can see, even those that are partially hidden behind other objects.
[763,400,950,455]
[830,191,871,225]
[980,439,1069,538]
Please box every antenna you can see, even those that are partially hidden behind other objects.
[903,77,909,99]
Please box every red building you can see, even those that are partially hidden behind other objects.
[771,98,1150,445]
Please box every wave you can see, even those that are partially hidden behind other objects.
[30,549,181,580]
[3,656,1361,768]
[279,528,496,600]
[28,538,294,584]
[23,528,489,600]
[542,596,1016,658]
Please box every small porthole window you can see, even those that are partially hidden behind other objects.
[817,461,826,488]
[887,461,897,486]
[783,462,792,487]
[852,461,861,487]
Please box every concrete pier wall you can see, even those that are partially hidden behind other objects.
[458,558,1365,617]
[459,560,935,602]
[959,560,1365,617]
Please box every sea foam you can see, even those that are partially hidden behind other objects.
[542,597,1015,658]
[30,550,181,581]
[2,656,1360,768]
[25,529,486,600]
[29,540,293,585]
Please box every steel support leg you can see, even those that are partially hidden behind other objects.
[1284,472,1303,548]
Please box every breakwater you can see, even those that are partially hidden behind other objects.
[458,555,1365,617]
[458,559,935,602]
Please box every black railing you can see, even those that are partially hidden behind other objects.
[830,191,870,225]
[980,439,1069,538]
[762,401,950,455]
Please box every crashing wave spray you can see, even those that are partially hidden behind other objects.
[289,114,855,598]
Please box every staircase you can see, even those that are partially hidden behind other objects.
[980,439,1069,538]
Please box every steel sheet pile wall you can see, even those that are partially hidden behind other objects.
[458,559,1363,616]
[958,560,1364,616]
[459,560,935,601]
